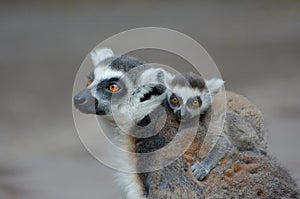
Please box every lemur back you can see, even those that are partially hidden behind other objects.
[159,72,268,180]
[134,100,206,198]
[191,90,267,180]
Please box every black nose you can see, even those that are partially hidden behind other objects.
[73,95,86,105]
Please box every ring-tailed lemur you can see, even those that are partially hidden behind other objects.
[73,49,268,198]
[74,48,171,199]
[73,50,298,198]
[165,72,267,181]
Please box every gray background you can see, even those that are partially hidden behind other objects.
[0,1,299,198]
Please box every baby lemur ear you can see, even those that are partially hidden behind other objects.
[139,68,174,85]
[90,48,114,67]
[206,78,225,96]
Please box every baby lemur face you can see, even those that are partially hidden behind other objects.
[168,86,203,121]
[167,72,224,122]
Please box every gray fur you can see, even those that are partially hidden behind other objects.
[191,108,266,181]
[74,48,171,199]
[133,92,299,199]
[169,72,206,91]
[107,55,146,73]
[166,73,268,181]
[166,72,224,122]
[74,51,298,198]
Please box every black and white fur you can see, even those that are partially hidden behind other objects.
[166,72,224,121]
[74,48,171,199]
[165,72,267,181]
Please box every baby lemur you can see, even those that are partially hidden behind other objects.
[166,72,267,181]
[134,72,268,198]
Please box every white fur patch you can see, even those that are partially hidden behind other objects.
[90,48,114,67]
[89,67,124,100]
[167,85,214,117]
[93,66,123,82]
[172,86,201,105]
[115,172,146,199]
[99,118,146,199]
[139,68,174,86]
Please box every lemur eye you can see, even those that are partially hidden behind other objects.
[192,97,202,107]
[108,83,120,92]
[87,79,93,86]
[170,97,179,105]
[192,100,200,106]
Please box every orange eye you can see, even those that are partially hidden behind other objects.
[108,83,120,92]
[87,79,93,86]
[192,100,200,106]
[170,97,179,105]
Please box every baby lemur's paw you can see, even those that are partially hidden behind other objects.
[191,161,210,181]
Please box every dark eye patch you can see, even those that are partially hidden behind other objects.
[196,96,202,105]
[169,93,182,106]
[97,78,121,91]
[95,77,127,101]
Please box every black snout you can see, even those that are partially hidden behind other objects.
[73,95,86,105]
[73,89,97,114]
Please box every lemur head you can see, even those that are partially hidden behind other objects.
[73,48,168,123]
[167,72,224,121]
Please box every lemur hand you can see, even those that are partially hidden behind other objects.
[191,161,210,181]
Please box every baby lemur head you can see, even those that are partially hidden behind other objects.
[167,72,224,122]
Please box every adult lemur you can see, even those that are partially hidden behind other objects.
[74,48,298,199]
[74,48,173,199]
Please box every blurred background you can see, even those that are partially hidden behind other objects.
[0,0,299,198]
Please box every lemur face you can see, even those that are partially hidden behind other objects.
[167,72,224,122]
[74,48,170,120]
[73,48,146,116]
[167,87,203,121]
[74,67,128,115]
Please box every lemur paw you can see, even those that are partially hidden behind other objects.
[191,161,210,181]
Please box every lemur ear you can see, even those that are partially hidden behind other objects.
[90,48,114,67]
[139,68,174,85]
[206,78,225,96]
